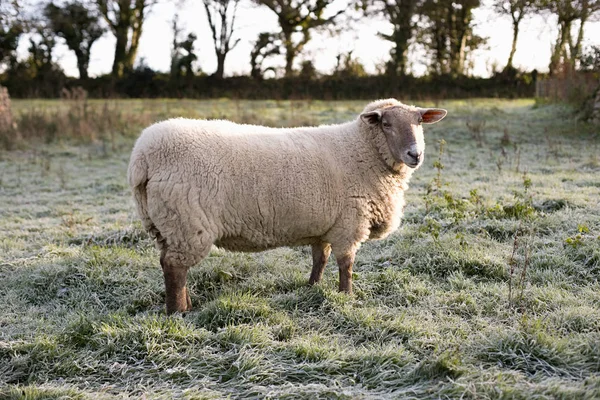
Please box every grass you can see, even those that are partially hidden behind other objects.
[1,98,599,398]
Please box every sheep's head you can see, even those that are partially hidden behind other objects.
[360,102,447,169]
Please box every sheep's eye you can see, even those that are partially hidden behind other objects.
[382,121,391,128]
[418,117,423,124]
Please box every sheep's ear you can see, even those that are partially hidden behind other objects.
[419,108,447,124]
[360,110,382,125]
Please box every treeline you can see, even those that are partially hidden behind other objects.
[0,0,598,99]
[2,69,537,100]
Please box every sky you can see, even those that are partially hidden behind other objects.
[26,0,600,79]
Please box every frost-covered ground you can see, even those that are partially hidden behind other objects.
[1,99,599,399]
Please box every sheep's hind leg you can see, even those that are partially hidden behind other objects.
[160,240,211,314]
[160,249,194,314]
[309,242,331,285]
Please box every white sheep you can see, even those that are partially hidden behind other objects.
[128,99,447,314]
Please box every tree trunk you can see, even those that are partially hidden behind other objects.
[570,15,587,67]
[283,30,295,77]
[215,52,226,79]
[386,0,416,76]
[549,21,570,75]
[124,0,145,71]
[506,22,519,70]
[592,80,600,124]
[112,26,128,76]
[74,49,89,80]
[454,31,467,75]
[450,4,470,76]
[395,37,409,76]
[124,23,143,72]
[392,21,412,76]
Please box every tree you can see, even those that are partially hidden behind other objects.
[333,50,367,77]
[27,24,57,74]
[170,15,198,78]
[44,1,104,80]
[254,0,344,77]
[203,0,240,79]
[579,45,600,71]
[249,32,281,80]
[421,0,485,76]
[539,0,600,74]
[0,0,23,69]
[299,59,317,79]
[493,0,535,71]
[177,34,197,77]
[170,14,183,77]
[171,35,198,78]
[3,21,65,96]
[96,0,154,77]
[368,0,423,76]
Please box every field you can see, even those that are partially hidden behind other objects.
[1,98,599,399]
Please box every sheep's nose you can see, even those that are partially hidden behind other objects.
[407,150,422,163]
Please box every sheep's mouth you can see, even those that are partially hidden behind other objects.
[404,161,420,169]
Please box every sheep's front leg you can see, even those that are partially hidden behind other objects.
[309,242,332,285]
[337,253,356,294]
[160,251,192,314]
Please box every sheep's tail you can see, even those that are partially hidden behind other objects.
[128,150,163,245]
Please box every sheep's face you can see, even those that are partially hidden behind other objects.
[361,106,447,169]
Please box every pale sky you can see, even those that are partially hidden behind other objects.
[26,0,600,79]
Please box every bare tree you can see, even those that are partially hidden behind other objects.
[254,0,344,77]
[493,0,536,71]
[44,1,105,79]
[96,0,154,77]
[203,0,240,79]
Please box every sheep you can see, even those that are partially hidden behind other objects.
[127,99,447,314]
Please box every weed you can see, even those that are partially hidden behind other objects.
[500,127,511,147]
[420,217,442,241]
[486,171,537,220]
[565,224,594,248]
[40,152,51,177]
[507,223,535,309]
[496,156,504,172]
[57,165,68,190]
[432,139,446,193]
[425,138,446,214]
[61,211,93,230]
[469,189,483,211]
[466,119,485,147]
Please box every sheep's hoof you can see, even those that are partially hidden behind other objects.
[166,306,192,316]
[166,290,193,315]
[185,289,192,311]
[338,286,353,295]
